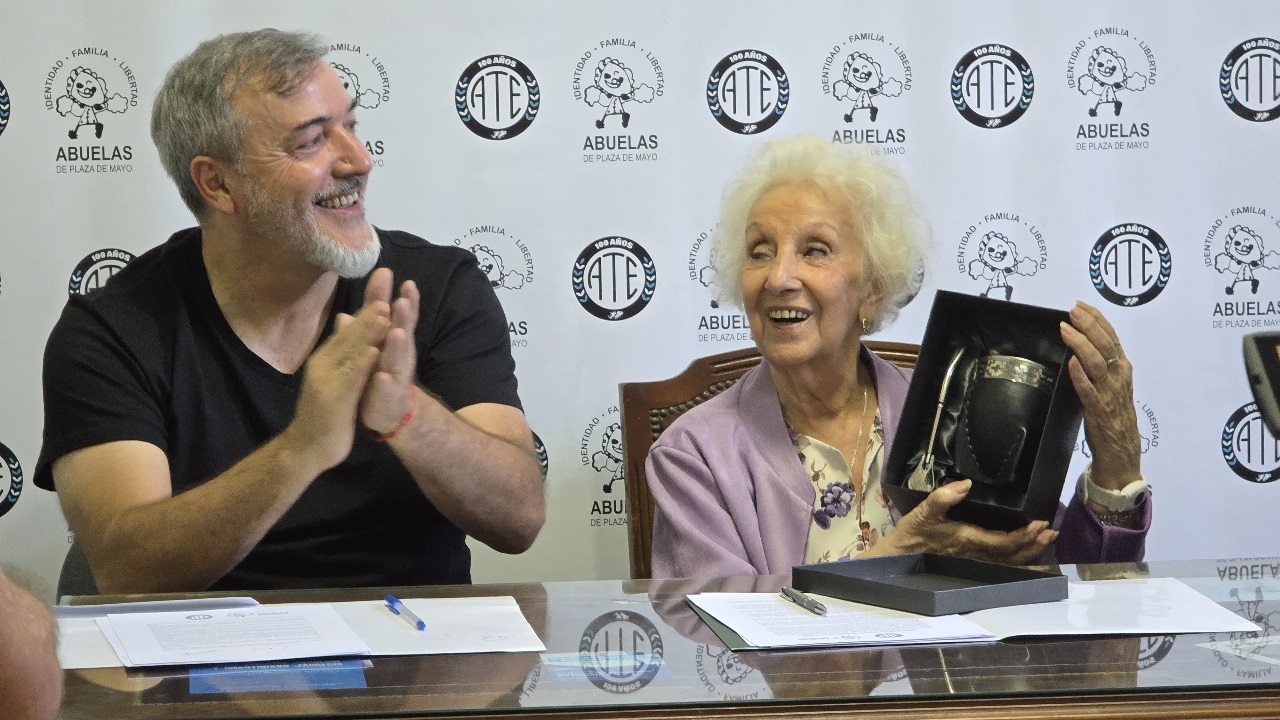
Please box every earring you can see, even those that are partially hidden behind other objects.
[861,316,871,334]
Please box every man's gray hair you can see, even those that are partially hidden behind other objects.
[710,134,931,333]
[151,29,328,217]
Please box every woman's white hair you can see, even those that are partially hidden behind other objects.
[710,134,930,333]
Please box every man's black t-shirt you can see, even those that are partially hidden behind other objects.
[35,227,521,590]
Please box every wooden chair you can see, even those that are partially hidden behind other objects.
[618,340,921,579]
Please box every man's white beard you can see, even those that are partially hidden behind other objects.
[242,177,382,278]
[305,221,380,278]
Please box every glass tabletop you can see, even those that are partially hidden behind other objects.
[59,558,1280,719]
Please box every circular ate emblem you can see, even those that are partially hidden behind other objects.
[579,610,664,694]
[952,44,1034,128]
[0,441,24,519]
[707,49,789,134]
[1088,223,1171,307]
[1221,38,1280,122]
[68,248,135,295]
[572,236,656,321]
[1222,402,1280,483]
[455,55,540,140]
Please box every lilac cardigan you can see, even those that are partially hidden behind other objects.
[647,347,1150,579]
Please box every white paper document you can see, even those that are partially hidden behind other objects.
[328,596,545,655]
[59,595,544,669]
[102,604,371,667]
[56,597,260,670]
[687,592,994,648]
[688,578,1259,650]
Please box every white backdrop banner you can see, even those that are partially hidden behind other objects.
[2,0,1279,597]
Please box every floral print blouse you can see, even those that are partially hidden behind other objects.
[790,411,896,564]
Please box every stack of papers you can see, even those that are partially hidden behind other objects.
[686,578,1261,650]
[57,596,545,669]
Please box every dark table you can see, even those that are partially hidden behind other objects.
[60,558,1280,719]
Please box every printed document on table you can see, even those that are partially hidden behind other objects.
[55,597,259,670]
[967,577,1259,638]
[687,578,1259,650]
[101,604,370,667]
[328,596,545,655]
[685,592,994,649]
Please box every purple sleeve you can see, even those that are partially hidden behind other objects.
[647,425,758,579]
[1051,474,1151,563]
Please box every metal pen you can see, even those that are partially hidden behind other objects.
[780,586,828,616]
[385,594,427,631]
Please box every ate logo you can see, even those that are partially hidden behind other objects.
[1221,38,1280,122]
[456,54,541,140]
[706,49,790,135]
[1221,402,1280,483]
[1088,223,1171,307]
[951,43,1034,128]
[572,236,657,321]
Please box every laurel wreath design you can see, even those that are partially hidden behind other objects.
[0,448,22,518]
[455,75,472,122]
[706,71,723,116]
[524,74,540,121]
[950,64,967,112]
[1019,63,1034,109]
[1220,56,1236,105]
[774,71,790,115]
[68,269,85,294]
[0,79,10,137]
[572,257,590,305]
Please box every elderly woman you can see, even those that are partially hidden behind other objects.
[647,135,1150,578]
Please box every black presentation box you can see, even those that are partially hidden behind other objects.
[792,553,1068,616]
[883,290,1083,531]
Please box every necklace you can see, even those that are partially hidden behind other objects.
[851,385,870,474]
[784,385,871,470]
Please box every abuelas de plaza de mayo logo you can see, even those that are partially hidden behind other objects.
[707,49,789,135]
[573,38,664,163]
[572,236,656,321]
[1221,401,1280,484]
[1208,576,1280,679]
[580,406,627,529]
[689,225,751,344]
[1075,399,1160,459]
[456,54,540,141]
[1066,27,1157,152]
[955,212,1048,301]
[327,42,391,165]
[451,225,535,349]
[1221,38,1280,122]
[0,441,24,520]
[1204,207,1280,330]
[1088,223,1171,307]
[44,45,138,173]
[951,43,1033,128]
[820,32,912,151]
[69,248,134,296]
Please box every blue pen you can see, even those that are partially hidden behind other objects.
[384,594,427,631]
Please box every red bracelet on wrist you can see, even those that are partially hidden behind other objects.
[374,399,416,443]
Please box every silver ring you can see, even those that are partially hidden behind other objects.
[1106,355,1119,368]
[976,355,1053,391]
